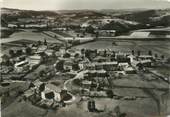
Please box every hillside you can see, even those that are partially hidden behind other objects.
[113,9,170,26]
[1,7,170,33]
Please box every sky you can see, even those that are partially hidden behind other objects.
[1,0,170,10]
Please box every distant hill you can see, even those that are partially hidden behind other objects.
[1,8,60,22]
[101,18,146,35]
[113,9,170,26]
[58,10,107,19]
[1,7,170,32]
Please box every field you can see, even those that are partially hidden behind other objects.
[53,31,73,38]
[0,30,62,44]
[72,40,170,58]
[0,30,63,55]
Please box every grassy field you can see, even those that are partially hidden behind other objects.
[1,30,62,44]
[53,31,73,38]
[72,40,170,57]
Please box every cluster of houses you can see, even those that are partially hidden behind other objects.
[0,41,63,74]
[52,49,158,98]
[53,47,158,75]
[23,79,74,109]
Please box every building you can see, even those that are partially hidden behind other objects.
[86,62,118,71]
[59,47,66,55]
[63,60,73,71]
[140,59,152,67]
[41,83,61,102]
[45,49,55,56]
[81,80,92,89]
[8,23,17,28]
[138,55,154,60]
[95,30,116,37]
[116,53,130,63]
[85,70,107,78]
[36,45,48,54]
[118,63,129,68]
[14,60,29,72]
[124,67,136,74]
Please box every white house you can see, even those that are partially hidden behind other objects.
[14,60,29,72]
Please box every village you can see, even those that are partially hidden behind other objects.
[1,34,170,116]
[1,6,170,117]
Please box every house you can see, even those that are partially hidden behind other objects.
[79,61,90,70]
[95,30,116,37]
[140,59,152,67]
[97,49,106,56]
[36,45,48,54]
[82,80,92,89]
[86,63,96,70]
[124,67,136,74]
[59,47,66,55]
[63,60,73,71]
[116,53,130,63]
[138,55,154,60]
[55,51,62,57]
[90,91,108,97]
[45,49,55,56]
[94,62,118,71]
[28,55,43,64]
[127,55,136,63]
[114,71,126,76]
[0,54,8,63]
[33,80,43,88]
[8,23,17,28]
[41,83,62,102]
[14,60,29,72]
[53,27,67,31]
[66,49,77,57]
[118,63,129,68]
[41,90,61,102]
[93,56,107,62]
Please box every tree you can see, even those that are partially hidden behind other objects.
[81,49,85,55]
[25,47,32,55]
[9,49,15,57]
[161,55,165,60]
[131,50,135,55]
[37,40,41,45]
[106,90,114,98]
[95,31,99,38]
[39,70,45,77]
[104,50,107,57]
[137,50,141,56]
[74,53,80,58]
[44,39,47,45]
[40,52,48,63]
[16,49,23,56]
[85,25,95,34]
[154,53,158,58]
[55,60,64,71]
[148,50,152,56]
[63,53,71,58]
[167,58,170,63]
[72,63,80,71]
[137,63,144,70]
[39,83,45,92]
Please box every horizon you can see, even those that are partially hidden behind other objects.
[1,0,170,11]
[1,7,170,12]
